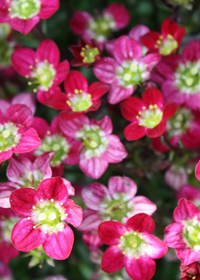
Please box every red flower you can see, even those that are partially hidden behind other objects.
[180,262,200,280]
[98,213,167,280]
[141,18,185,56]
[121,88,178,140]
[69,38,101,67]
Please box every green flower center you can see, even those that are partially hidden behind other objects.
[80,44,99,64]
[87,14,115,42]
[9,0,41,20]
[118,231,146,257]
[100,195,133,222]
[116,60,148,88]
[137,105,163,128]
[30,60,56,91]
[174,60,200,94]
[67,89,92,112]
[76,125,108,159]
[166,107,193,136]
[0,122,21,152]
[183,218,200,251]
[156,35,178,56]
[34,134,70,167]
[32,199,67,234]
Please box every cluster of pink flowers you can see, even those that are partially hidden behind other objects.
[1,1,200,280]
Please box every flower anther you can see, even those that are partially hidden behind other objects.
[119,231,146,257]
[80,44,100,64]
[155,34,178,56]
[67,89,92,112]
[137,105,163,128]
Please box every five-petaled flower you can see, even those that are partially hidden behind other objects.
[121,87,178,140]
[98,213,168,280]
[10,177,83,260]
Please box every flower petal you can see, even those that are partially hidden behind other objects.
[124,122,146,141]
[126,213,155,233]
[64,71,88,93]
[101,245,124,273]
[63,199,83,227]
[36,40,60,67]
[98,221,127,245]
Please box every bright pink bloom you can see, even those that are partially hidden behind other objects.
[11,40,69,101]
[0,0,59,35]
[80,176,156,232]
[0,104,41,164]
[165,166,188,191]
[69,38,101,67]
[59,115,127,179]
[178,185,200,207]
[70,3,130,44]
[180,262,200,280]
[164,198,200,265]
[0,152,55,208]
[31,116,81,175]
[152,40,200,110]
[46,70,109,120]
[0,208,19,264]
[121,87,178,140]
[98,213,167,280]
[94,36,160,104]
[141,18,185,56]
[10,177,83,260]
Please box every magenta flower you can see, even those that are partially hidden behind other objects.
[94,36,160,104]
[70,3,130,44]
[10,177,83,260]
[79,176,156,232]
[121,87,178,140]
[178,185,200,207]
[0,0,59,35]
[98,213,167,280]
[152,40,200,110]
[11,40,69,100]
[59,115,127,179]
[164,198,200,265]
[47,70,109,120]
[0,104,41,164]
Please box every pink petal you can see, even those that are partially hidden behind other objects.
[108,83,134,104]
[125,255,156,280]
[106,3,130,29]
[0,182,19,208]
[176,247,200,265]
[12,93,36,114]
[11,48,36,76]
[5,104,33,127]
[78,209,102,232]
[40,0,59,19]
[14,128,41,153]
[108,176,137,201]
[88,82,109,100]
[69,11,92,35]
[164,223,185,248]
[64,139,81,165]
[63,199,83,227]
[98,221,127,245]
[103,135,127,163]
[59,114,89,138]
[7,156,32,184]
[37,177,68,204]
[143,233,168,258]
[64,71,88,93]
[11,219,46,251]
[124,123,146,141]
[129,25,150,41]
[195,161,200,182]
[174,198,200,223]
[10,188,37,216]
[31,117,50,138]
[94,57,118,84]
[10,17,40,35]
[0,100,10,115]
[54,60,70,85]
[36,40,60,67]
[79,156,108,179]
[93,115,112,134]
[141,53,161,70]
[33,152,54,180]
[82,183,110,210]
[43,225,74,260]
[126,213,155,233]
[0,150,13,165]
[132,196,157,216]
[101,245,124,273]
[113,36,142,64]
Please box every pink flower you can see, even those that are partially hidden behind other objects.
[0,104,41,164]
[59,115,127,179]
[11,40,69,101]
[79,176,156,232]
[141,18,185,56]
[94,36,160,104]
[47,70,109,120]
[121,87,178,140]
[31,116,82,175]
[164,198,200,265]
[165,166,188,191]
[10,177,83,260]
[98,213,167,280]
[70,3,130,44]
[0,0,59,35]
[178,185,200,207]
[152,40,200,110]
[180,261,200,280]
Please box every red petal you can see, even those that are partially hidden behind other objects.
[40,0,59,19]
[63,199,83,227]
[11,48,36,76]
[88,82,109,100]
[98,221,127,245]
[36,40,60,67]
[163,102,178,120]
[64,70,88,93]
[101,246,124,273]
[141,31,160,50]
[121,97,144,122]
[124,123,146,141]
[126,213,155,233]
[142,88,164,108]
[5,104,33,127]
[146,121,166,138]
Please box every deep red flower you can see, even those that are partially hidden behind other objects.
[121,88,178,140]
[180,262,200,280]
